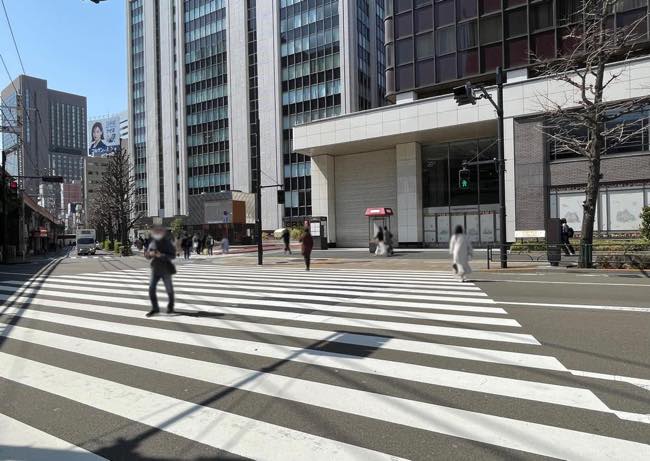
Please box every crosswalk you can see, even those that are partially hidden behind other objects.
[0,265,648,460]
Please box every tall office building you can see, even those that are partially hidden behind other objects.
[1,75,87,201]
[293,0,650,247]
[126,0,386,229]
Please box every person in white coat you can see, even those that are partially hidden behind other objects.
[449,225,472,282]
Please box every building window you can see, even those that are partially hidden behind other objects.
[548,107,650,161]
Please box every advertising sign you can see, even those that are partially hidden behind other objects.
[88,116,120,157]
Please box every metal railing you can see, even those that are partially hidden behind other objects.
[486,241,650,269]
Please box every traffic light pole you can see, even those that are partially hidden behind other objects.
[1,150,7,264]
[496,67,507,269]
[256,177,263,266]
[454,68,508,268]
[255,181,284,266]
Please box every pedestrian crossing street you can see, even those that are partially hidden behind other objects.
[0,265,648,460]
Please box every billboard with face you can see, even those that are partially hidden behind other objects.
[88,116,120,157]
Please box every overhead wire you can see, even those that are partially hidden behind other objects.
[0,0,24,75]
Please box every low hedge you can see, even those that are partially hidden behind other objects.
[596,254,650,269]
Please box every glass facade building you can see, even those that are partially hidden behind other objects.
[385,0,650,98]
[184,0,230,195]
[130,0,147,213]
[128,0,386,228]
[280,0,342,222]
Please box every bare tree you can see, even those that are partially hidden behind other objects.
[536,0,650,266]
[87,197,115,242]
[89,147,143,254]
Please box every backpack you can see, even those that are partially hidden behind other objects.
[567,226,574,238]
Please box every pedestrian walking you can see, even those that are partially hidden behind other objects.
[560,218,576,256]
[221,236,230,254]
[192,234,200,254]
[206,234,215,255]
[145,225,176,317]
[300,227,314,271]
[383,226,394,256]
[449,225,472,282]
[374,225,385,256]
[182,234,192,260]
[282,228,292,255]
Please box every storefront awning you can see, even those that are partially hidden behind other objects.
[365,207,394,217]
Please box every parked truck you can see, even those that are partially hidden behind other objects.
[76,229,96,256]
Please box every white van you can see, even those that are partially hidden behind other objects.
[76,229,96,255]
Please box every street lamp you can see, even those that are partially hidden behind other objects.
[453,67,508,268]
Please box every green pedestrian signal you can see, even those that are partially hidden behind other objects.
[458,167,470,190]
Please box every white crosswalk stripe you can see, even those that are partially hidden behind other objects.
[0,264,648,460]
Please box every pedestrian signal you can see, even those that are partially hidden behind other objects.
[458,167,470,190]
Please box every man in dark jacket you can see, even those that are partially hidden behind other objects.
[560,218,576,256]
[282,228,292,255]
[181,234,192,260]
[300,227,314,271]
[145,225,176,317]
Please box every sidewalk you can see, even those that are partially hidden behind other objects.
[0,248,69,265]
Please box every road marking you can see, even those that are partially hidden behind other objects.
[1,278,497,307]
[0,288,534,343]
[6,324,646,428]
[0,297,558,369]
[0,413,107,460]
[0,307,597,408]
[0,278,505,315]
[498,301,650,313]
[569,369,650,392]
[1,352,648,461]
[52,272,486,295]
[0,280,521,328]
[0,353,404,461]
[81,270,480,290]
[474,278,650,288]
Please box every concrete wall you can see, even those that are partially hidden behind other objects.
[159,0,177,218]
[256,0,283,230]
[395,143,422,244]
[334,149,397,247]
[227,0,251,193]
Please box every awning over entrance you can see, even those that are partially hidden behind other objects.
[365,207,394,217]
[292,91,498,157]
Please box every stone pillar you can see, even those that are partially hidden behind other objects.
[311,155,336,244]
[396,142,423,245]
[504,118,517,242]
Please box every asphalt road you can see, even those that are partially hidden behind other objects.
[0,252,648,460]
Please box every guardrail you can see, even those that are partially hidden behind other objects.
[486,241,650,269]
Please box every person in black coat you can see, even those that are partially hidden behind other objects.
[145,226,176,317]
[282,228,292,255]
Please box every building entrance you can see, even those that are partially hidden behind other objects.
[422,138,499,246]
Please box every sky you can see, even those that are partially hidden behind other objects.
[0,0,126,118]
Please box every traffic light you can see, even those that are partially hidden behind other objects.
[453,82,476,106]
[458,167,470,190]
[42,176,64,183]
[9,180,17,191]
[277,189,285,205]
